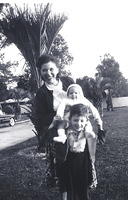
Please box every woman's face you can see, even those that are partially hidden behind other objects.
[40,61,59,84]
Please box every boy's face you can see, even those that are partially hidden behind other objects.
[70,114,88,132]
[68,87,79,100]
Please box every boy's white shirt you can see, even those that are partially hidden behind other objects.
[67,123,96,153]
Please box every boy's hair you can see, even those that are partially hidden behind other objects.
[37,54,58,70]
[69,103,88,119]
[67,84,84,97]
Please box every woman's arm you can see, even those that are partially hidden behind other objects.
[56,99,67,118]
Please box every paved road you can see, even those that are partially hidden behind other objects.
[0,121,35,150]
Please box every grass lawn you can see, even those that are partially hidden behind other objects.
[0,107,128,200]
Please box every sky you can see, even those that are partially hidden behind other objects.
[1,0,128,80]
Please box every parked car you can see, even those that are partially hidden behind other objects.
[0,114,15,126]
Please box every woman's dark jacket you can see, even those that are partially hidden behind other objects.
[32,77,74,137]
[33,84,56,135]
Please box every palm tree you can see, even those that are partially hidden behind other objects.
[0,3,67,90]
[0,4,69,152]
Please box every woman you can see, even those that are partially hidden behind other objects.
[31,54,74,187]
[33,54,74,153]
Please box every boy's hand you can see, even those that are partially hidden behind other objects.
[97,129,106,145]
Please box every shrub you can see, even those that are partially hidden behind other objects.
[3,105,15,114]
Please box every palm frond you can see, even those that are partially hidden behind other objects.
[46,14,68,53]
[0,4,67,89]
[39,3,50,55]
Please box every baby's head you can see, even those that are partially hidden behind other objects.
[67,84,84,100]
[69,103,88,132]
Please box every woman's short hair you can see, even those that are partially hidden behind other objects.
[37,54,58,70]
[69,103,88,119]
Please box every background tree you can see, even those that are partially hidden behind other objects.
[0,4,72,91]
[0,80,8,101]
[0,53,18,83]
[96,53,128,97]
[0,52,19,101]
[76,75,106,116]
[76,76,101,108]
[17,70,37,96]
[96,54,121,89]
[50,34,73,76]
[113,76,128,97]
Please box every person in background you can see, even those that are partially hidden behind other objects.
[104,88,114,111]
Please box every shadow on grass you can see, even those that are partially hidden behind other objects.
[0,137,60,200]
[0,107,128,200]
[90,107,128,200]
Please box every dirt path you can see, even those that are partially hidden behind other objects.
[0,121,34,150]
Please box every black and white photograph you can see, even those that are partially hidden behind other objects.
[0,0,128,199]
